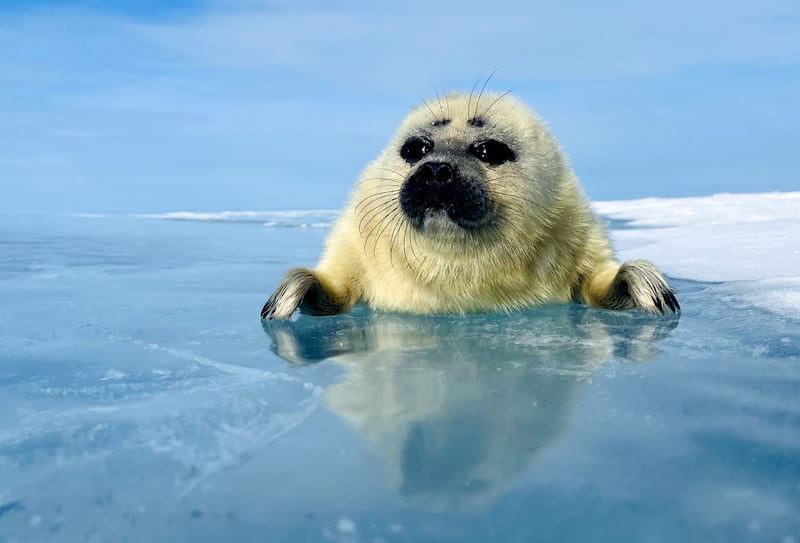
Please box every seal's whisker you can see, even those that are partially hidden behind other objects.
[464,77,481,139]
[356,201,395,228]
[355,187,398,201]
[362,203,397,256]
[361,177,403,185]
[400,221,413,270]
[433,85,446,120]
[371,166,408,178]
[358,195,395,227]
[370,205,401,258]
[358,199,396,236]
[388,214,406,270]
[489,191,550,217]
[354,189,400,212]
[418,95,440,124]
[487,182,552,215]
[481,88,518,121]
[474,69,498,120]
[357,192,396,218]
[407,223,423,264]
[466,78,481,122]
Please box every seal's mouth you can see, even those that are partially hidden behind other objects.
[419,209,456,235]
[399,161,492,232]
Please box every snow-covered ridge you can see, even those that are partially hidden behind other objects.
[595,192,799,319]
[135,210,339,228]
[74,210,338,228]
[594,191,800,228]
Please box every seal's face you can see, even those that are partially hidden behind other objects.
[354,92,565,268]
[397,133,515,231]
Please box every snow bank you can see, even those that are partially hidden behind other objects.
[595,192,800,318]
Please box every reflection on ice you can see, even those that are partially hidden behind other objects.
[264,306,678,509]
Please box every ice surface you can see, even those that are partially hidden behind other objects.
[1,194,799,542]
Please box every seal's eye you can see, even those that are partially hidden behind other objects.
[468,139,516,166]
[400,136,434,164]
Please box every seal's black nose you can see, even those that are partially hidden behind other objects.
[399,160,491,230]
[417,161,453,186]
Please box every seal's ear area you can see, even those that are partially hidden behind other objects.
[603,260,680,315]
[261,267,345,320]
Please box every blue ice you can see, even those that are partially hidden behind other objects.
[1,200,798,542]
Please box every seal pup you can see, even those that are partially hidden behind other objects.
[261,92,679,319]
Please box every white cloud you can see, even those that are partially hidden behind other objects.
[128,0,800,88]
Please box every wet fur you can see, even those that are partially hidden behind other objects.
[261,92,679,319]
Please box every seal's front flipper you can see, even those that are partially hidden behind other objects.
[583,260,679,315]
[261,267,346,320]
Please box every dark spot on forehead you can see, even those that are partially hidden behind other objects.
[468,117,485,128]
[432,119,451,127]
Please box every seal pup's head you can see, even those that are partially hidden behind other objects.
[353,92,576,271]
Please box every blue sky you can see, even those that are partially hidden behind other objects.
[1,0,799,213]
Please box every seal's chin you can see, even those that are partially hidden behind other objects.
[420,209,459,235]
[417,208,491,236]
